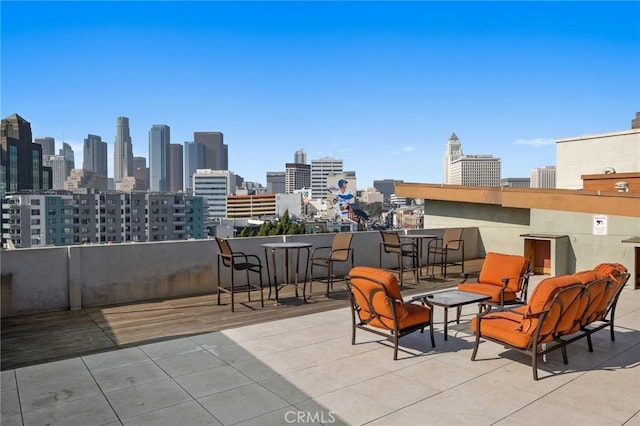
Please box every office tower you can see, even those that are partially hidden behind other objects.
[34,137,55,156]
[114,116,134,183]
[373,179,402,205]
[632,112,640,129]
[193,169,235,220]
[266,171,286,194]
[169,143,183,192]
[149,125,170,191]
[133,156,146,170]
[449,155,501,186]
[501,177,530,188]
[59,142,75,179]
[311,157,343,199]
[530,166,556,188]
[48,155,67,189]
[1,113,51,195]
[184,141,205,195]
[285,163,311,194]
[442,132,463,184]
[65,169,108,191]
[83,134,108,177]
[294,148,307,164]
[194,132,227,170]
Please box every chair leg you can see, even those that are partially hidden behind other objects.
[456,306,462,323]
[246,270,251,302]
[230,272,235,313]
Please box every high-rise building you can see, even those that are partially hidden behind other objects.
[83,134,108,177]
[373,179,402,205]
[169,143,183,192]
[632,111,640,129]
[294,148,307,164]
[449,155,501,186]
[285,163,310,194]
[501,177,530,188]
[149,125,170,191]
[1,113,52,195]
[530,166,556,189]
[184,141,205,195]
[59,142,75,179]
[266,171,286,194]
[194,132,227,171]
[193,169,236,220]
[133,156,150,191]
[48,155,67,189]
[311,157,343,199]
[114,116,134,183]
[442,132,463,184]
[34,137,55,157]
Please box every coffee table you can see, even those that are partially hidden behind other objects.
[409,289,491,340]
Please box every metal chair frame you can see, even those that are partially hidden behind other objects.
[378,231,419,287]
[309,232,354,297]
[216,237,264,312]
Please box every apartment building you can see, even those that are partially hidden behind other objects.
[1,191,204,248]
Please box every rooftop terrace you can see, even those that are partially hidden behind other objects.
[2,265,639,426]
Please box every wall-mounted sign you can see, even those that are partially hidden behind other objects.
[593,215,608,235]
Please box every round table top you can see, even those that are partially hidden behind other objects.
[261,242,313,249]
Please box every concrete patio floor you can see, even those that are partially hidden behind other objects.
[2,278,639,426]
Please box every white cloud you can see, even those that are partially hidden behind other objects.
[514,138,555,147]
[401,146,415,152]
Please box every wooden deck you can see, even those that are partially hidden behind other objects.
[1,261,481,371]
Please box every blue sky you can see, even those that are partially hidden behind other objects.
[2,1,639,188]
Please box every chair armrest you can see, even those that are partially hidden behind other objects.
[445,239,464,250]
[460,271,480,284]
[311,246,331,257]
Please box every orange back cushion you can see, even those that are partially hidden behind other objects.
[349,267,407,321]
[521,275,582,336]
[478,252,529,291]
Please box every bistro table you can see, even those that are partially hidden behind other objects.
[262,241,312,305]
[400,233,438,279]
[409,289,491,341]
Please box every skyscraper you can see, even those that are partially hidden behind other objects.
[310,157,343,199]
[449,155,501,186]
[169,143,183,192]
[266,171,286,194]
[184,141,205,195]
[83,134,108,177]
[114,116,134,183]
[34,137,55,157]
[442,132,463,184]
[1,113,52,194]
[194,132,227,170]
[285,163,310,194]
[149,125,170,191]
[294,148,307,164]
[59,142,75,179]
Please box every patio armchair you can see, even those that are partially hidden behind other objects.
[379,230,419,287]
[346,266,435,360]
[471,274,585,380]
[215,237,265,312]
[309,232,354,297]
[456,252,531,320]
[427,228,464,279]
[579,263,630,349]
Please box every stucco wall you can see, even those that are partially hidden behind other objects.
[423,200,530,256]
[556,129,640,189]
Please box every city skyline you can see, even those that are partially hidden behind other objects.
[2,1,638,188]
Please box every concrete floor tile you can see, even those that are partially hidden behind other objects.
[1,370,16,391]
[21,394,117,426]
[348,371,439,409]
[1,388,21,418]
[172,364,253,398]
[139,337,202,360]
[122,400,221,426]
[204,342,257,364]
[15,358,89,385]
[83,347,150,372]
[233,406,323,426]
[258,375,312,405]
[92,360,169,393]
[231,357,282,382]
[19,373,102,413]
[0,414,23,426]
[106,378,191,420]
[153,349,225,377]
[309,386,397,425]
[197,383,289,425]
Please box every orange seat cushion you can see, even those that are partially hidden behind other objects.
[349,266,409,326]
[472,311,541,348]
[458,282,517,303]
